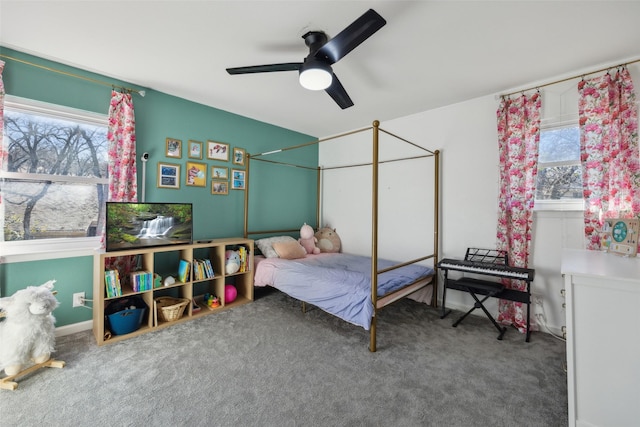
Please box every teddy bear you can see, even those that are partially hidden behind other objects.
[0,280,59,376]
[315,226,342,253]
[299,223,320,254]
[225,249,241,274]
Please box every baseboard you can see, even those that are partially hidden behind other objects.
[55,320,92,337]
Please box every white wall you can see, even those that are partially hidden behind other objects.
[320,61,640,336]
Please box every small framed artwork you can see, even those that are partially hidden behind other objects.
[188,140,203,159]
[211,180,229,195]
[207,140,229,162]
[231,169,246,190]
[166,138,182,158]
[233,147,246,166]
[186,161,207,187]
[211,166,228,180]
[157,162,180,189]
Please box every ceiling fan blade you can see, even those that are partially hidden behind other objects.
[315,9,386,64]
[325,74,354,109]
[226,62,302,74]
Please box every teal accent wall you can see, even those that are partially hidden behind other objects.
[1,257,94,326]
[0,47,318,327]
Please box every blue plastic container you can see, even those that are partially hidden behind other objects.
[107,307,146,335]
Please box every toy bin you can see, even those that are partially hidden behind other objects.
[105,297,147,336]
[154,296,189,324]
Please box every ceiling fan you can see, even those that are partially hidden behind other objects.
[226,9,386,109]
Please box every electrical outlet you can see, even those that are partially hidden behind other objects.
[72,292,85,307]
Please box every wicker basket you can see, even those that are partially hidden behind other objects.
[155,297,189,323]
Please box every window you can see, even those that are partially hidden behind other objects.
[535,120,584,210]
[1,96,108,256]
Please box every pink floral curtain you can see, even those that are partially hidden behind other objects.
[0,60,6,208]
[107,90,138,203]
[579,68,640,250]
[104,90,138,275]
[495,93,541,333]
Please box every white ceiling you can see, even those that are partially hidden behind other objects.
[1,1,640,137]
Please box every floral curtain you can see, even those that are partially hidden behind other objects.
[107,90,138,203]
[104,90,138,275]
[579,68,640,250]
[0,60,6,207]
[495,93,541,333]
[0,60,4,297]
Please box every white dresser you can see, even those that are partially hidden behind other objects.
[561,248,640,427]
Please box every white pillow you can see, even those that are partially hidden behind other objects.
[255,235,297,258]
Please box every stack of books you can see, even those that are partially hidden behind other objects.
[193,258,215,280]
[104,269,122,298]
[130,271,153,292]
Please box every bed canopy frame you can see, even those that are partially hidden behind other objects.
[243,120,440,352]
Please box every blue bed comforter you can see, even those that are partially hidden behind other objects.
[254,253,434,330]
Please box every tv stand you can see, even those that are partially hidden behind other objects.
[92,237,253,345]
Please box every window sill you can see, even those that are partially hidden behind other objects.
[534,199,584,212]
[0,238,101,263]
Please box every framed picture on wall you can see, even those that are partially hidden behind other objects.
[211,180,229,195]
[233,147,246,166]
[207,140,229,162]
[186,161,207,187]
[211,166,228,180]
[188,140,203,159]
[157,162,180,189]
[166,138,182,158]
[231,169,245,190]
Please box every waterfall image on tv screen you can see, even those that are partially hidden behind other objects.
[106,202,193,251]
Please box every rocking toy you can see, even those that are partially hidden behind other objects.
[0,280,65,390]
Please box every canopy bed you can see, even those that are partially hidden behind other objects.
[243,120,440,352]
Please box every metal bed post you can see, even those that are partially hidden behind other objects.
[433,150,440,307]
[370,120,380,352]
[316,166,321,229]
[243,154,251,238]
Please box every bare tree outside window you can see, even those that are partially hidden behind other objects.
[2,105,108,242]
[536,126,583,201]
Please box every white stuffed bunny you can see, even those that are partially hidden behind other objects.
[0,280,59,376]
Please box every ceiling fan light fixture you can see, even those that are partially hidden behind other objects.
[299,60,332,90]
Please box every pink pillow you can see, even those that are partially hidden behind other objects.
[272,241,307,260]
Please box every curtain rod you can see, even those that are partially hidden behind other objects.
[0,54,146,97]
[501,58,640,98]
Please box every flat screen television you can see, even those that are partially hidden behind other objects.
[105,202,193,252]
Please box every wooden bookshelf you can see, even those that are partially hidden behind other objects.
[92,237,253,345]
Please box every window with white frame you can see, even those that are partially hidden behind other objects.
[535,119,584,210]
[1,96,108,252]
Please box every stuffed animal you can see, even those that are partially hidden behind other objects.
[299,223,320,254]
[0,280,59,376]
[225,250,241,274]
[315,226,342,253]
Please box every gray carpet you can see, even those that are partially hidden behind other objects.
[0,288,567,427]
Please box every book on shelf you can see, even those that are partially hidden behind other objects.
[193,259,205,280]
[204,258,215,277]
[178,259,191,283]
[104,269,122,298]
[238,246,249,272]
[130,271,153,292]
[192,258,215,280]
[191,298,201,313]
